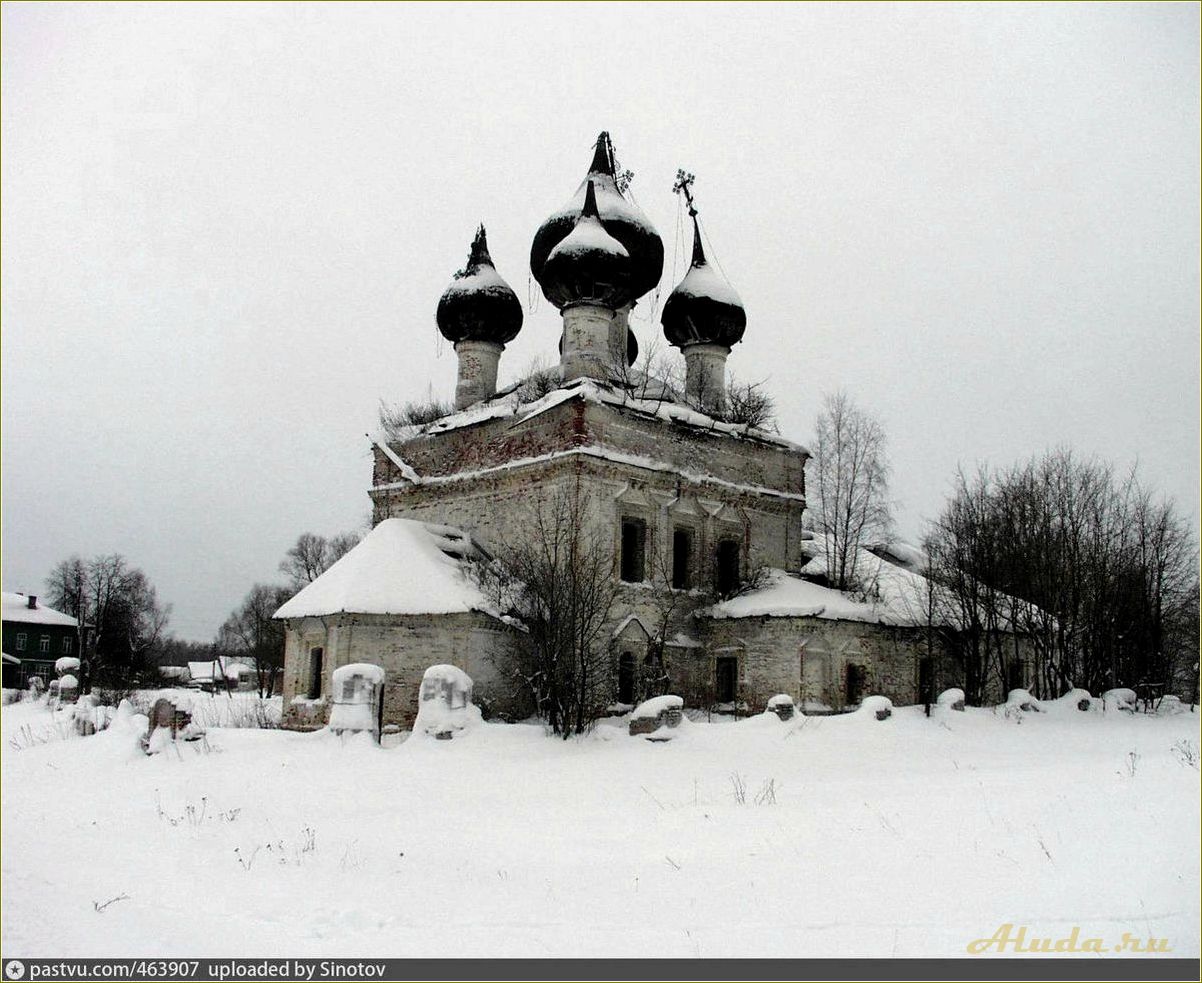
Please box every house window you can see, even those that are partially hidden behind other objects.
[715,538,741,596]
[716,656,738,703]
[671,527,693,590]
[307,647,324,700]
[61,637,72,654]
[620,517,647,583]
[16,633,26,651]
[845,663,864,706]
[617,652,635,705]
[39,636,50,654]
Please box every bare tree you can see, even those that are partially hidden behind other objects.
[279,531,361,592]
[924,450,1199,701]
[725,376,777,430]
[218,583,293,697]
[45,553,171,695]
[810,391,893,592]
[480,478,622,737]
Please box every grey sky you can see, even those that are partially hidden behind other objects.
[2,2,1198,641]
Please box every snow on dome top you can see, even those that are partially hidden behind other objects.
[661,215,746,350]
[436,225,523,346]
[273,518,495,620]
[530,131,663,302]
[538,181,636,311]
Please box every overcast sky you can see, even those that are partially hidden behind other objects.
[2,2,1198,641]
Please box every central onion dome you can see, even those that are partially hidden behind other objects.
[538,181,634,311]
[531,132,664,306]
[661,215,746,349]
[436,225,523,345]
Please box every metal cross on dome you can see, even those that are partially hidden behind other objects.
[672,168,698,217]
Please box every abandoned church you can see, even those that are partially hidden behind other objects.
[275,133,1020,732]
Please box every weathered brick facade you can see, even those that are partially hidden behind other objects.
[280,383,1017,731]
[279,611,529,731]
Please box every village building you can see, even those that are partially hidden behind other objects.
[2,592,82,688]
[275,133,1014,731]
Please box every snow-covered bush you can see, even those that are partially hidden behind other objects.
[1044,688,1093,713]
[1102,688,1137,713]
[72,694,109,736]
[55,656,81,677]
[1004,688,1044,713]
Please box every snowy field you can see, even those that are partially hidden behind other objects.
[2,692,1198,959]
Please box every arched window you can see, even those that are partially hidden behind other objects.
[307,647,324,700]
[617,652,635,704]
[715,539,741,596]
[620,518,647,583]
[672,527,694,590]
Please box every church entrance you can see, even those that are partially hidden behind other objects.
[715,656,737,703]
[617,652,635,704]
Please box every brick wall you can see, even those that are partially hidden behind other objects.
[280,611,529,731]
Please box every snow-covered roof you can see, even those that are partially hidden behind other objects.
[3,652,20,665]
[187,660,252,682]
[1,592,77,628]
[703,535,941,627]
[704,533,1038,631]
[380,377,804,453]
[273,518,497,621]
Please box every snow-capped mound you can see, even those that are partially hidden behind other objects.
[857,695,893,720]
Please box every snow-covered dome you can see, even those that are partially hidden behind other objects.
[538,181,635,311]
[436,225,523,346]
[661,215,746,349]
[530,131,663,305]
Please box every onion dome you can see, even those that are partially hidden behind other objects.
[436,225,523,345]
[538,181,635,311]
[661,215,746,349]
[531,132,664,303]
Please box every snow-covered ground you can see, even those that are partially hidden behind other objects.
[2,693,1197,958]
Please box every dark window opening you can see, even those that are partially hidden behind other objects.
[307,647,324,700]
[620,517,647,583]
[671,527,693,590]
[1006,660,1023,692]
[716,656,738,703]
[617,652,635,704]
[715,539,741,596]
[918,656,934,704]
[845,663,864,706]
